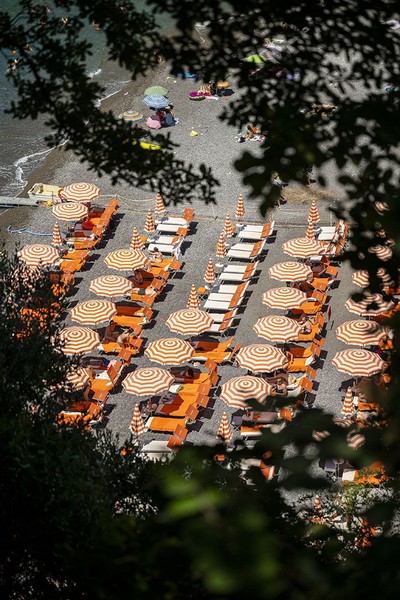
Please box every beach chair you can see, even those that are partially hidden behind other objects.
[208,319,235,335]
[191,337,234,363]
[238,221,275,240]
[287,344,321,373]
[206,309,238,324]
[227,240,266,260]
[183,208,195,222]
[146,416,188,432]
[203,296,243,311]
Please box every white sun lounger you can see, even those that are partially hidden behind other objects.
[208,292,237,302]
[148,234,181,246]
[223,261,259,273]
[156,222,186,233]
[238,221,275,240]
[206,309,238,323]
[203,297,243,311]
[155,216,187,227]
[218,271,252,282]
[210,282,250,295]
[147,242,180,254]
[227,240,266,260]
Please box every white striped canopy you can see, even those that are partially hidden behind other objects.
[65,367,92,390]
[187,285,200,309]
[336,320,390,346]
[59,326,100,355]
[155,193,165,214]
[105,249,150,271]
[268,261,313,282]
[308,199,320,223]
[347,431,366,450]
[345,293,393,316]
[89,275,133,298]
[342,387,355,415]
[222,214,234,238]
[262,287,308,309]
[305,220,316,240]
[236,344,289,372]
[282,237,325,259]
[253,315,302,342]
[145,338,194,364]
[130,403,146,437]
[52,223,63,247]
[352,269,394,288]
[70,299,116,326]
[144,210,155,233]
[215,232,227,258]
[19,244,60,268]
[332,349,385,376]
[204,258,216,285]
[122,368,174,395]
[166,309,213,335]
[220,376,273,409]
[52,202,88,221]
[235,194,245,219]
[130,227,144,250]
[59,182,100,202]
[368,245,393,261]
[217,411,233,442]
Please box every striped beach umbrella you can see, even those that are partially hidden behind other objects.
[166,309,213,335]
[155,192,166,214]
[268,261,313,282]
[52,202,88,221]
[204,258,216,286]
[187,285,200,309]
[282,237,324,259]
[105,249,150,271]
[52,223,63,247]
[122,368,174,396]
[145,338,195,365]
[253,315,302,342]
[144,210,155,234]
[262,287,308,309]
[308,199,320,223]
[336,320,390,346]
[65,367,91,390]
[332,349,385,377]
[215,232,227,258]
[59,326,100,355]
[222,214,234,238]
[235,194,245,220]
[305,220,316,241]
[118,110,144,122]
[342,387,356,416]
[220,376,273,409]
[217,411,233,443]
[345,293,393,317]
[89,275,133,299]
[236,344,289,372]
[19,244,60,268]
[347,431,366,450]
[352,268,394,288]
[59,182,100,203]
[130,227,144,250]
[313,495,322,512]
[374,200,389,215]
[130,403,146,437]
[368,245,393,261]
[70,299,116,327]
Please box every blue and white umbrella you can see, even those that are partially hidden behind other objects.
[143,95,169,109]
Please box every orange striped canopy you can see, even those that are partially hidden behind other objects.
[313,495,322,512]
[122,368,174,395]
[282,237,325,259]
[130,403,146,437]
[155,192,165,214]
[222,214,234,237]
[305,220,316,240]
[19,244,60,267]
[347,431,366,450]
[352,268,394,288]
[268,261,313,282]
[59,182,100,202]
[65,367,92,390]
[59,326,100,355]
[235,194,245,219]
[166,309,213,335]
[105,249,150,271]
[217,411,233,443]
[336,320,390,346]
[89,275,133,298]
[52,223,63,247]
[262,287,308,309]
[187,284,200,309]
[332,349,385,376]
[220,376,273,409]
[345,293,393,316]
[308,199,320,223]
[204,258,216,285]
[144,210,155,233]
[70,299,116,326]
[342,387,355,415]
[130,227,144,250]
[253,315,302,342]
[236,344,289,372]
[145,338,194,364]
[52,202,88,221]
[368,245,393,261]
[374,201,389,215]
[215,232,227,258]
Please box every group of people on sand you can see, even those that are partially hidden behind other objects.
[155,105,177,127]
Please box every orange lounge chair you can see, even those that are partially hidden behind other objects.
[59,258,86,274]
[112,314,146,328]
[147,416,187,432]
[157,397,196,417]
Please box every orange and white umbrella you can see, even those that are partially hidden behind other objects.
[70,299,116,327]
[217,411,233,443]
[347,431,366,450]
[235,194,245,220]
[352,269,394,288]
[262,287,308,309]
[65,367,92,390]
[332,349,385,376]
[345,293,393,317]
[342,387,356,416]
[59,326,100,355]
[187,285,200,309]
[308,199,320,223]
[89,275,133,299]
[105,249,150,271]
[236,344,289,372]
[145,338,194,364]
[204,258,216,285]
[52,202,88,221]
[313,495,322,512]
[52,223,63,247]
[220,376,273,409]
[282,237,324,259]
[59,182,100,203]
[374,200,389,215]
[19,244,60,267]
[368,245,393,261]
[166,309,213,335]
[130,403,146,437]
[122,368,174,396]
[305,220,316,241]
[215,232,227,258]
[155,192,166,214]
[336,320,390,346]
[268,261,313,282]
[130,227,144,250]
[222,214,234,238]
[144,210,155,233]
[253,315,302,342]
